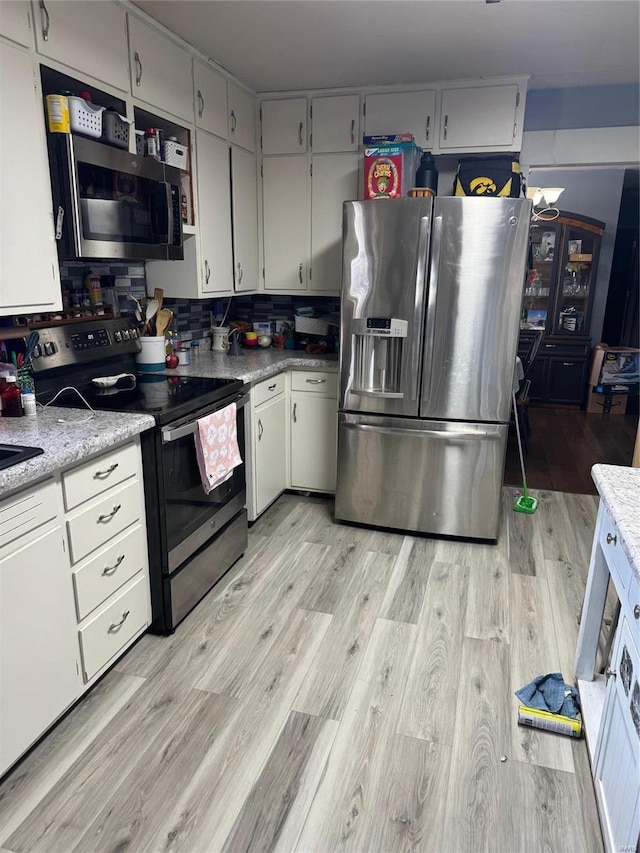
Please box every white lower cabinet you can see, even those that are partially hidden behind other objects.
[254,395,287,517]
[290,371,338,493]
[0,520,80,775]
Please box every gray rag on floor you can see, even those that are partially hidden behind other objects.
[515,672,581,718]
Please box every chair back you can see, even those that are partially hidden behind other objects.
[522,331,544,381]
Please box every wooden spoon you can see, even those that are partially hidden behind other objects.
[155,308,173,338]
[153,288,164,311]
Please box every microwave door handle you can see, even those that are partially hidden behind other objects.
[164,182,174,246]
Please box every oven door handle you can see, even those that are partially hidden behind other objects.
[161,393,249,443]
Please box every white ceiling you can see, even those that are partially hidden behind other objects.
[135,0,640,93]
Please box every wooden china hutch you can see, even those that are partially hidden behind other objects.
[519,211,605,406]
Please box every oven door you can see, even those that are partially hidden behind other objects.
[160,391,248,573]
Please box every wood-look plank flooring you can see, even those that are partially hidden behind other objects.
[0,489,603,853]
[504,406,638,494]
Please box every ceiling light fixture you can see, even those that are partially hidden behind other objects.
[527,186,565,221]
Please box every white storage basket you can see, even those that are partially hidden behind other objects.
[163,139,189,171]
[294,315,330,336]
[69,96,105,139]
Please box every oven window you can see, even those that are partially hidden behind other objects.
[161,408,246,555]
[77,162,167,244]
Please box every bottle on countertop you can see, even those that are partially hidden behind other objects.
[1,377,23,417]
[21,391,37,416]
[85,270,103,307]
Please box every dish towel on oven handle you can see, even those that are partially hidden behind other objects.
[194,403,243,494]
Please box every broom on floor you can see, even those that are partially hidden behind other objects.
[512,389,539,514]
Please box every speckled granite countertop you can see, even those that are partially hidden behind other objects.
[0,408,155,500]
[164,349,338,384]
[592,463,640,584]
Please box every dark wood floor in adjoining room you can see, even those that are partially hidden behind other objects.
[505,406,638,494]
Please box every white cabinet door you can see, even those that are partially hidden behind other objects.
[364,90,437,150]
[440,84,519,149]
[1,0,32,46]
[0,525,80,775]
[311,94,360,153]
[255,395,287,515]
[228,83,256,153]
[197,130,233,294]
[310,153,358,293]
[263,156,309,292]
[231,147,258,293]
[290,395,337,492]
[128,15,192,121]
[34,1,129,91]
[261,98,307,154]
[194,60,228,138]
[0,42,61,316]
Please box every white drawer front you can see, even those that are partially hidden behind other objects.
[79,573,149,682]
[253,373,286,407]
[73,524,148,620]
[67,480,141,564]
[291,370,338,396]
[0,480,58,549]
[63,442,139,511]
[600,509,631,592]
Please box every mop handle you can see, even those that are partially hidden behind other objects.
[512,389,529,499]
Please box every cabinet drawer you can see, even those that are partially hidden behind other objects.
[0,480,58,549]
[290,370,337,396]
[541,341,590,358]
[253,373,286,407]
[67,480,141,564]
[600,508,632,593]
[63,442,139,511]
[73,524,148,620]
[78,574,149,682]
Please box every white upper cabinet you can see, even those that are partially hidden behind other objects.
[364,89,437,150]
[194,60,228,138]
[261,98,307,154]
[0,41,61,315]
[196,130,234,294]
[311,94,360,153]
[34,1,129,91]
[1,1,32,47]
[263,155,309,291]
[439,83,521,150]
[128,15,192,121]
[311,153,358,293]
[231,147,258,293]
[228,83,256,153]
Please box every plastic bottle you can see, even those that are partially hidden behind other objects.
[45,93,70,133]
[1,377,23,417]
[21,391,37,416]
[415,152,439,195]
[145,128,161,161]
[85,270,103,307]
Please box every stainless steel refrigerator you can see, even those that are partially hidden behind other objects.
[335,196,532,540]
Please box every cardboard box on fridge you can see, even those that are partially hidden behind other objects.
[589,345,640,388]
[585,389,628,415]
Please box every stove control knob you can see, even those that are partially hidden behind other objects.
[43,341,54,356]
[122,329,130,340]
[131,328,138,338]
[114,331,122,342]
[32,345,41,359]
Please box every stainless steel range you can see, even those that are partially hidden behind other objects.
[33,317,248,633]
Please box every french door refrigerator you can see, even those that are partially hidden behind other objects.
[335,196,532,540]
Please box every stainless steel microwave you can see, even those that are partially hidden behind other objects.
[48,134,183,261]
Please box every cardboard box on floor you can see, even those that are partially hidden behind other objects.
[589,345,640,388]
[585,389,628,415]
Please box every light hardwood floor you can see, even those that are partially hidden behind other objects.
[0,489,604,853]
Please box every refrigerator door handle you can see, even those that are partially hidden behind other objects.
[353,389,404,400]
[343,422,500,441]
[406,214,431,401]
[421,214,442,406]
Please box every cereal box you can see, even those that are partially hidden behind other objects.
[363,142,420,200]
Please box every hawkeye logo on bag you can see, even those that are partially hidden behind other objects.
[454,156,522,198]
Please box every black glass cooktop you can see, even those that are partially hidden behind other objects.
[51,373,244,426]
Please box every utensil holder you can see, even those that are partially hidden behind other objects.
[136,336,166,372]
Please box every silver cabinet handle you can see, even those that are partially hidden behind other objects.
[443,114,448,141]
[39,0,50,41]
[350,119,355,145]
[102,554,125,576]
[426,115,430,142]
[606,532,617,545]
[197,89,205,118]
[108,610,130,633]
[230,109,237,133]
[299,121,303,146]
[293,402,297,423]
[545,344,556,349]
[258,418,263,441]
[98,504,121,523]
[268,383,276,391]
[605,666,617,683]
[134,51,142,87]
[306,378,326,384]
[634,604,640,620]
[562,362,575,367]
[298,263,303,284]
[237,262,243,284]
[204,260,211,284]
[94,462,119,479]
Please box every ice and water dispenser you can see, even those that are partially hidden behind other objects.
[352,318,407,397]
